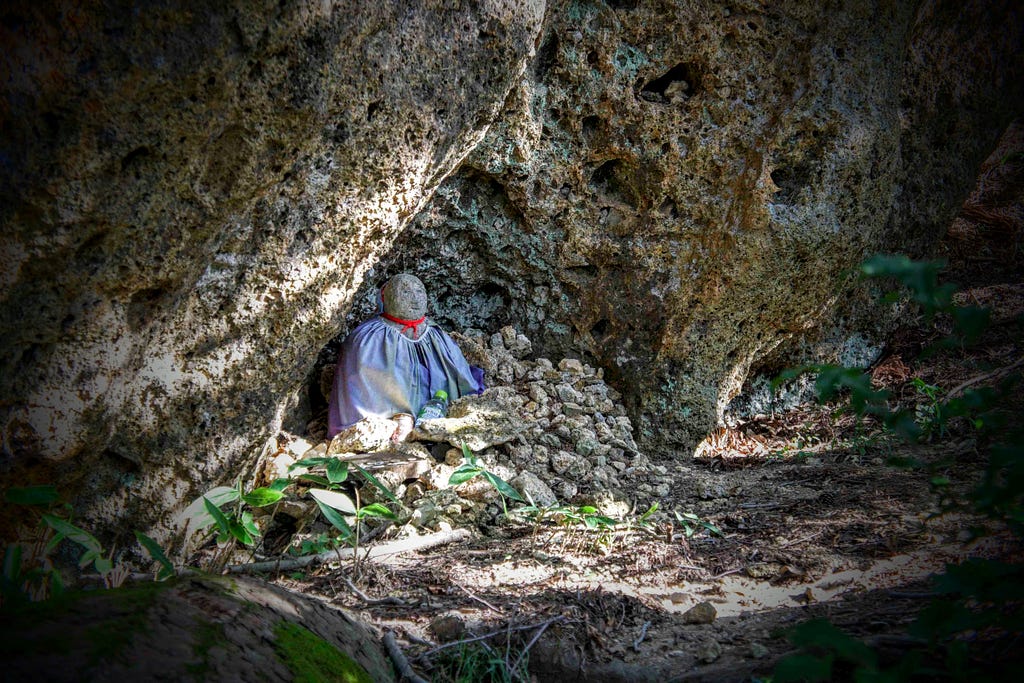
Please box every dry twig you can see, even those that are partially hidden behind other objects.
[383,631,429,683]
[632,620,651,652]
[339,575,409,607]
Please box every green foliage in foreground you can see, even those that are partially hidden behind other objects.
[773,254,1023,681]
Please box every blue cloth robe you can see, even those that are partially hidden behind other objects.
[327,317,484,436]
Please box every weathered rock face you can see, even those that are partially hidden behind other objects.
[0,1,545,535]
[1,0,1021,539]
[376,0,1023,449]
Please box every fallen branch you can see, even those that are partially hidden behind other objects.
[632,620,651,652]
[780,531,824,549]
[339,575,409,607]
[418,616,567,659]
[384,631,429,683]
[947,355,1024,398]
[457,582,504,615]
[511,615,562,674]
[225,528,471,574]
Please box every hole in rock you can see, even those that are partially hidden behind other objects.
[587,50,600,66]
[366,100,382,121]
[606,0,638,9]
[568,264,599,279]
[590,159,638,207]
[127,286,168,331]
[590,318,610,338]
[639,62,700,104]
[659,198,679,218]
[582,115,601,143]
[534,33,559,78]
[120,146,150,174]
[770,162,815,203]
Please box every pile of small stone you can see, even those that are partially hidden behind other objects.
[450,326,658,503]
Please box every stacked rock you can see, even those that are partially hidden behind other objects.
[454,327,652,502]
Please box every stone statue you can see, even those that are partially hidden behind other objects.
[327,274,484,437]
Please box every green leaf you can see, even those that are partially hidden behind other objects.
[203,497,232,536]
[788,619,877,668]
[357,503,398,520]
[94,556,113,575]
[41,514,103,554]
[3,544,22,581]
[228,519,254,546]
[288,456,334,472]
[639,502,659,522]
[269,478,291,492]
[50,569,64,598]
[78,548,99,569]
[241,511,260,538]
[4,485,59,506]
[354,465,399,504]
[314,499,354,537]
[448,467,482,486]
[308,488,357,515]
[774,652,834,683]
[327,458,349,484]
[134,531,175,580]
[297,474,331,486]
[242,487,285,507]
[482,471,524,502]
[178,486,240,534]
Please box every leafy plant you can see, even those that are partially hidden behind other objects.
[449,444,524,515]
[773,254,1024,681]
[1,485,128,603]
[673,510,723,539]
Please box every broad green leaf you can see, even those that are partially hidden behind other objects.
[229,519,254,546]
[134,531,174,580]
[242,487,285,507]
[4,485,59,506]
[482,471,524,502]
[701,520,724,537]
[269,478,291,492]
[774,652,834,683]
[3,545,22,580]
[94,557,113,575]
[579,506,599,514]
[308,488,357,515]
[297,474,331,486]
[788,619,877,668]
[41,514,102,553]
[448,467,482,486]
[178,486,240,533]
[288,456,334,472]
[314,499,354,537]
[241,511,260,537]
[50,569,64,598]
[78,548,99,569]
[203,497,232,536]
[357,503,398,520]
[327,459,349,484]
[354,465,399,504]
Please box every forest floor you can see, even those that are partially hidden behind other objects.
[257,125,1024,682]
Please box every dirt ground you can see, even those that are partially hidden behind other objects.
[249,124,1024,682]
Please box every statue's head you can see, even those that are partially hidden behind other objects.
[381,273,428,320]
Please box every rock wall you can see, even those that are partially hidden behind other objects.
[0,0,545,538]
[0,0,1021,539]
[376,0,1023,449]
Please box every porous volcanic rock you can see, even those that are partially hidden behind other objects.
[0,1,545,539]
[2,0,1022,544]
[370,0,1024,451]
